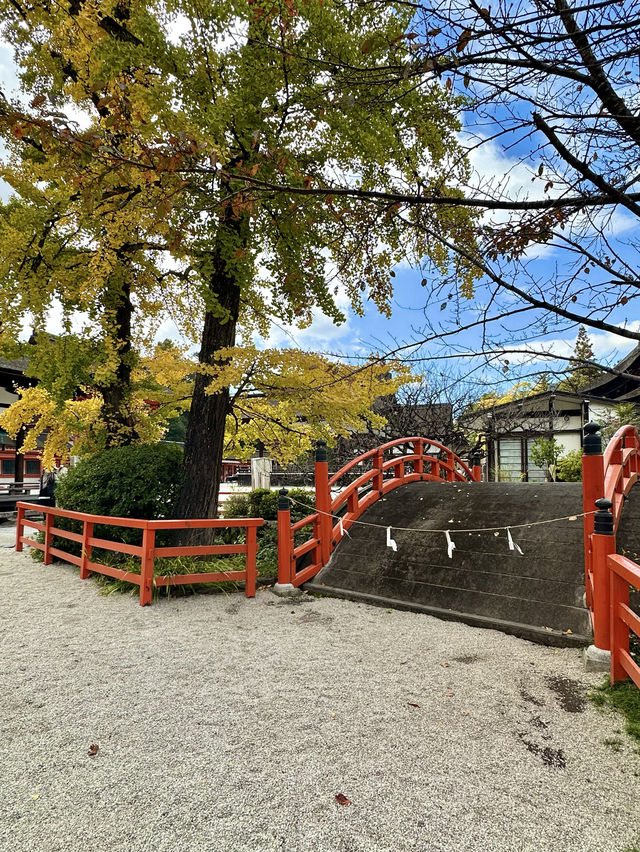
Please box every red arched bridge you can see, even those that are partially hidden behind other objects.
[14,426,640,691]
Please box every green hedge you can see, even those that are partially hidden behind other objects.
[223,487,315,523]
[56,443,184,519]
[54,443,184,547]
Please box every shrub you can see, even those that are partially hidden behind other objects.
[222,493,250,519]
[287,488,316,521]
[248,488,278,520]
[220,486,316,577]
[56,443,184,519]
[556,449,583,482]
[223,487,315,522]
[54,443,184,547]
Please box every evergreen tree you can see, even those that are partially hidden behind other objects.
[558,327,602,391]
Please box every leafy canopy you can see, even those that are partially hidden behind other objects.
[0,0,476,466]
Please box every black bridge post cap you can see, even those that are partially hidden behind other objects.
[278,488,290,511]
[594,496,614,535]
[315,440,328,462]
[583,422,602,455]
[471,453,481,467]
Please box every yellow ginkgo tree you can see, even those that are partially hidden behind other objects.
[0,0,477,524]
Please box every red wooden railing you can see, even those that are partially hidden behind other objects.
[16,502,263,606]
[582,423,640,687]
[609,554,640,689]
[276,437,480,589]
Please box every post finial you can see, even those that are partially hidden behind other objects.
[278,488,290,511]
[583,422,602,455]
[594,496,614,535]
[315,440,327,463]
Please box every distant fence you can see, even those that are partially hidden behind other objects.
[16,502,263,606]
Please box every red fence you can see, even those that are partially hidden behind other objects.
[16,502,263,606]
[277,437,480,589]
[582,423,640,687]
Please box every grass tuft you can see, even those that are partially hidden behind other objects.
[590,678,640,744]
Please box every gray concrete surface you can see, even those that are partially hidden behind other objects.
[1,549,640,852]
[310,482,590,646]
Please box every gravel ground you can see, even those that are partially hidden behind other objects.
[1,548,640,852]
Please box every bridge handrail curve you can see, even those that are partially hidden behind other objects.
[328,436,473,488]
[277,436,480,591]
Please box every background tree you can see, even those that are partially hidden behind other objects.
[239,0,640,387]
[557,326,603,390]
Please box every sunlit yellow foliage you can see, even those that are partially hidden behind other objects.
[0,344,414,469]
[204,346,414,464]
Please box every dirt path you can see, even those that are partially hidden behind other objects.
[1,549,639,852]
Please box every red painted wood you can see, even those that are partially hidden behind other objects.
[48,546,82,567]
[139,527,155,606]
[43,512,53,566]
[50,526,84,544]
[315,459,332,566]
[80,521,93,580]
[294,537,320,558]
[582,451,604,610]
[15,502,263,605]
[153,544,247,558]
[85,561,142,584]
[88,537,144,558]
[291,562,321,587]
[277,505,293,585]
[292,513,317,533]
[16,504,24,551]
[245,525,257,598]
[154,570,246,586]
[592,532,616,650]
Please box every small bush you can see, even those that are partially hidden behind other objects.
[248,488,278,520]
[53,443,184,547]
[222,487,315,522]
[56,443,184,520]
[221,487,316,577]
[222,493,250,519]
[556,449,582,482]
[287,488,316,521]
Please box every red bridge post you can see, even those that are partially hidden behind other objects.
[471,452,482,482]
[591,498,615,653]
[582,422,604,609]
[315,441,332,565]
[275,488,295,592]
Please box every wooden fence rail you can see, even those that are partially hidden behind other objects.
[16,502,263,606]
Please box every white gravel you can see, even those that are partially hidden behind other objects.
[1,548,640,852]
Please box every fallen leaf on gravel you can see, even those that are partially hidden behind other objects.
[31,794,39,800]
[408,702,420,708]
[399,660,409,665]
[440,662,451,668]
[461,711,469,716]
[335,793,351,805]
[88,744,99,757]
[443,689,455,697]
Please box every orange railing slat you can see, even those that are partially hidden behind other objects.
[15,501,263,606]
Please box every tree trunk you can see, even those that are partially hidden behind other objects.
[177,240,242,539]
[99,271,138,445]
